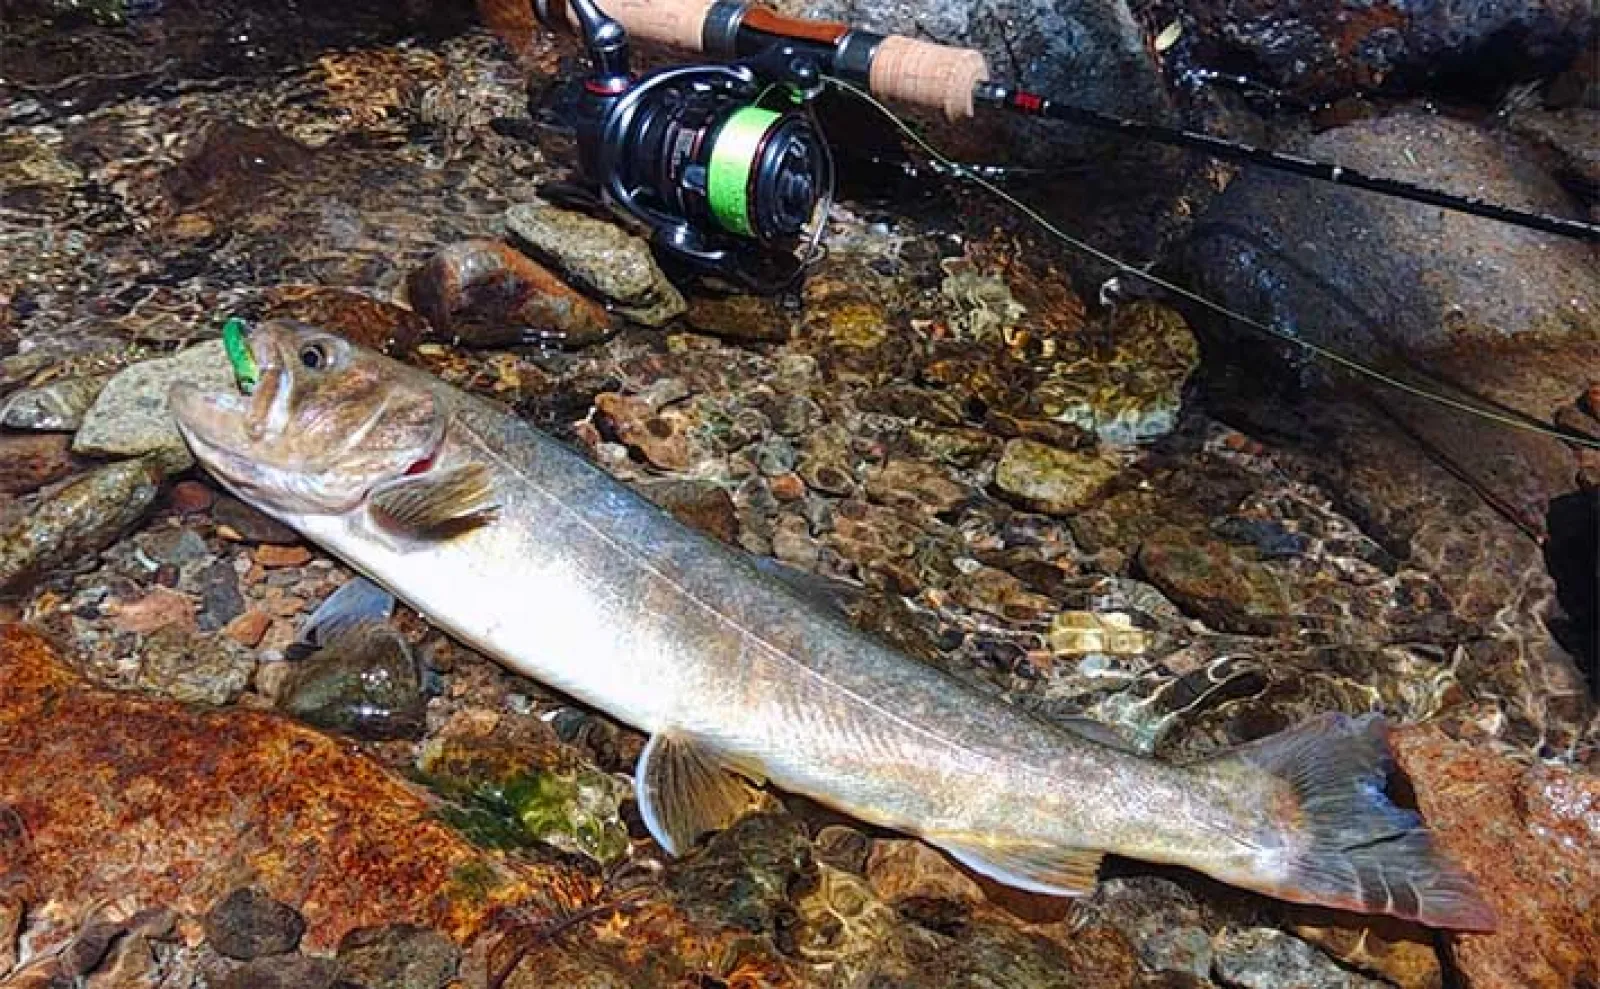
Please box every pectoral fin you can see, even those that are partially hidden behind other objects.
[369,461,497,534]
[931,835,1105,897]
[635,731,763,856]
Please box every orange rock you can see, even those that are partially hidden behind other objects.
[166,480,216,515]
[254,544,311,568]
[1392,726,1600,989]
[221,609,271,648]
[110,587,198,635]
[0,623,594,955]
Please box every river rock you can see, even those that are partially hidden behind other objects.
[1032,301,1199,445]
[1177,0,1599,101]
[204,888,306,960]
[335,924,459,989]
[404,239,615,349]
[1212,927,1388,988]
[1173,111,1600,362]
[216,955,340,989]
[1135,525,1294,635]
[0,457,162,594]
[685,293,794,342]
[993,438,1122,514]
[0,372,110,430]
[135,625,256,706]
[0,624,584,955]
[1392,726,1600,989]
[0,432,83,495]
[1170,111,1600,537]
[278,621,427,741]
[74,340,237,470]
[504,201,686,327]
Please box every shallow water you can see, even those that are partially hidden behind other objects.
[1,2,1598,987]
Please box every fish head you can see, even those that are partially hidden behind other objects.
[170,318,446,516]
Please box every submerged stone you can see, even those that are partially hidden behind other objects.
[335,924,459,989]
[0,456,162,594]
[0,372,111,430]
[405,239,615,349]
[1213,927,1388,989]
[204,887,306,960]
[993,438,1122,515]
[74,340,238,471]
[504,201,685,327]
[278,621,427,741]
[418,734,630,867]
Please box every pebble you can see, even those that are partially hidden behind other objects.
[223,609,272,648]
[0,372,112,431]
[993,439,1122,515]
[334,924,459,989]
[865,459,972,515]
[1212,928,1387,989]
[111,586,198,634]
[684,293,792,342]
[203,887,306,960]
[214,496,302,544]
[594,393,691,471]
[198,557,246,631]
[636,478,740,545]
[405,238,614,349]
[769,472,806,502]
[216,955,339,989]
[504,201,686,327]
[0,457,163,594]
[73,341,237,471]
[0,432,83,495]
[167,480,216,514]
[255,544,311,568]
[135,626,256,706]
[278,622,426,741]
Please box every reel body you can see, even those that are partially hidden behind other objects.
[541,0,834,291]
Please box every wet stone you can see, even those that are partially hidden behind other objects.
[0,432,83,495]
[203,887,306,960]
[1212,927,1388,989]
[216,954,339,989]
[74,341,237,471]
[0,457,162,594]
[504,201,685,327]
[198,557,246,632]
[865,459,972,515]
[335,924,459,989]
[0,372,111,430]
[1135,527,1295,635]
[405,239,614,349]
[136,626,256,706]
[685,293,793,342]
[637,478,739,545]
[278,623,426,741]
[666,813,815,934]
[993,438,1123,515]
[214,496,302,544]
[594,392,691,471]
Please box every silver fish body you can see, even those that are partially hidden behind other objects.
[171,320,1494,929]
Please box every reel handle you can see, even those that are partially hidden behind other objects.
[536,0,989,119]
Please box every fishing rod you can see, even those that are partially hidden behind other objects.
[517,0,1600,452]
[530,0,1600,245]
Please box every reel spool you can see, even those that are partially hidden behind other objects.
[538,0,835,292]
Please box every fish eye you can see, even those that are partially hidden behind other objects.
[298,342,331,370]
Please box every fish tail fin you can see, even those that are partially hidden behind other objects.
[1212,712,1495,931]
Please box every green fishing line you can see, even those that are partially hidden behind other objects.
[221,317,258,394]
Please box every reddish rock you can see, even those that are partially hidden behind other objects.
[1392,726,1600,989]
[110,587,198,635]
[405,239,613,350]
[0,433,84,496]
[222,609,272,648]
[167,480,216,515]
[0,624,590,956]
[262,285,428,357]
[594,393,691,471]
[769,473,806,503]
[254,545,311,568]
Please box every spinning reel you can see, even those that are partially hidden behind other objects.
[530,0,835,292]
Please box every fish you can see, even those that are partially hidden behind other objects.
[169,319,1495,930]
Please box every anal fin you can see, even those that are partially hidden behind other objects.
[932,835,1105,897]
[369,461,497,534]
[635,732,764,856]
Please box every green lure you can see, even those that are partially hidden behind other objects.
[221,317,258,394]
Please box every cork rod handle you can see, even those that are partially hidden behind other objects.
[560,0,991,119]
